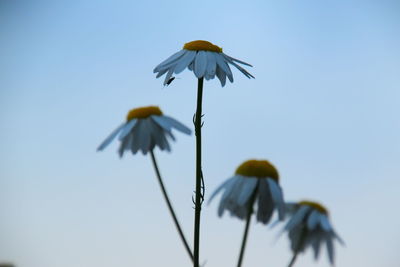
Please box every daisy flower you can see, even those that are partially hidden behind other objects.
[97,105,191,156]
[97,105,194,261]
[209,159,285,267]
[153,40,254,86]
[209,159,285,224]
[283,201,344,266]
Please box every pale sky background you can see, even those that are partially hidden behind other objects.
[1,0,399,267]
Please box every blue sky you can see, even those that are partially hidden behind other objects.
[1,0,399,266]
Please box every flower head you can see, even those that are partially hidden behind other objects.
[154,40,254,87]
[283,201,344,265]
[97,106,191,156]
[209,159,285,224]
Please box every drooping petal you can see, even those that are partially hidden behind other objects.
[326,237,335,264]
[163,68,174,85]
[97,123,125,151]
[118,131,132,157]
[311,233,323,260]
[320,215,332,231]
[118,119,137,140]
[173,50,196,74]
[152,115,191,135]
[194,51,207,78]
[205,52,217,77]
[138,119,152,154]
[266,178,285,220]
[154,50,186,73]
[208,177,236,204]
[307,210,321,230]
[215,53,233,82]
[237,178,258,205]
[156,68,169,78]
[284,203,300,216]
[333,231,345,245]
[130,120,143,154]
[146,119,165,150]
[257,179,274,224]
[216,66,227,86]
[218,176,242,217]
[227,59,255,79]
[284,205,310,231]
[222,53,253,67]
[288,224,305,253]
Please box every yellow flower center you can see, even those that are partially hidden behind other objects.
[126,106,163,121]
[235,159,279,181]
[183,40,223,53]
[298,200,329,215]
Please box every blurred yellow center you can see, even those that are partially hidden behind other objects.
[126,106,163,121]
[235,159,279,181]
[299,200,329,215]
[183,40,223,53]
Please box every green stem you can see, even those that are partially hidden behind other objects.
[193,77,204,267]
[149,150,194,262]
[237,212,252,267]
[287,253,298,267]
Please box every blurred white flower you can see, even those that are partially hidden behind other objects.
[154,40,254,86]
[209,159,285,224]
[283,201,344,265]
[97,106,191,156]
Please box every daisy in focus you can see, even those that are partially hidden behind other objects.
[282,201,344,266]
[153,40,254,86]
[209,159,285,224]
[97,105,191,156]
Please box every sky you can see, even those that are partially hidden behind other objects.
[1,0,400,266]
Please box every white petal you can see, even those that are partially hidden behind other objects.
[146,120,165,148]
[333,231,345,245]
[97,123,125,151]
[307,210,321,230]
[215,53,233,82]
[152,115,191,135]
[163,69,174,85]
[194,51,207,78]
[154,50,185,73]
[217,176,242,216]
[119,132,133,157]
[320,215,332,231]
[118,119,137,140]
[205,52,217,77]
[266,178,285,220]
[208,177,236,203]
[130,120,143,154]
[139,119,153,154]
[222,53,253,67]
[285,205,310,231]
[173,50,196,74]
[326,238,335,264]
[156,68,169,78]
[188,61,194,71]
[311,234,323,259]
[156,129,169,151]
[237,178,258,205]
[285,203,300,216]
[257,179,274,224]
[216,66,226,86]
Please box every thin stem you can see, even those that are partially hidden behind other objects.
[287,253,298,267]
[149,150,194,262]
[237,212,252,267]
[193,77,204,267]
